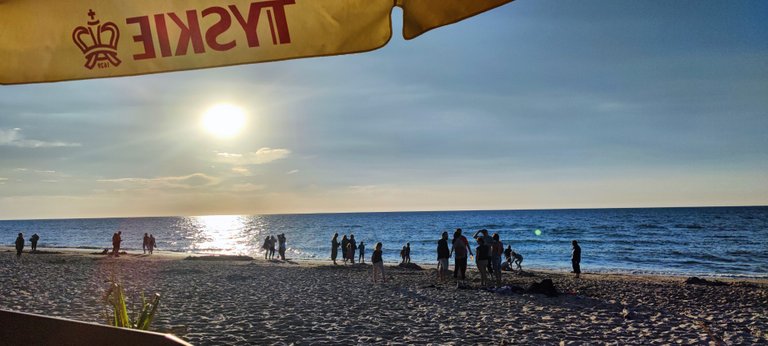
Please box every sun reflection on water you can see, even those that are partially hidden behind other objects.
[190,215,251,255]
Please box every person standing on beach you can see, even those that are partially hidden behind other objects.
[491,234,503,287]
[341,235,349,264]
[270,235,277,260]
[348,235,357,264]
[371,242,386,283]
[358,241,365,264]
[15,233,24,258]
[400,245,406,264]
[143,233,150,254]
[450,228,473,284]
[112,231,122,257]
[405,243,411,263]
[437,232,450,283]
[475,238,490,288]
[30,233,40,253]
[263,236,271,260]
[473,229,495,274]
[278,233,286,261]
[149,234,156,254]
[572,240,581,278]
[504,245,512,263]
[331,233,340,264]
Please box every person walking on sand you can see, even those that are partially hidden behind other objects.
[572,240,581,278]
[450,228,473,285]
[371,242,386,283]
[404,243,411,263]
[358,241,365,264]
[331,233,340,265]
[149,234,156,254]
[30,233,39,253]
[15,233,24,258]
[437,231,450,283]
[112,231,122,257]
[348,235,357,264]
[143,233,150,254]
[475,238,490,288]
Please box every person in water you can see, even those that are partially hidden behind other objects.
[371,242,386,283]
[15,233,24,258]
[331,233,340,265]
[30,233,40,252]
[572,240,581,278]
[358,241,365,264]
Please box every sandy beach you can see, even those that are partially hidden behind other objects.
[1,247,766,345]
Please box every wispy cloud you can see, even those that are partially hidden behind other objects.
[98,173,220,189]
[287,169,300,175]
[215,147,291,165]
[0,177,7,185]
[0,128,81,148]
[232,167,252,175]
[230,183,266,192]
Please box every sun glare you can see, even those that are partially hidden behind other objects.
[201,103,246,138]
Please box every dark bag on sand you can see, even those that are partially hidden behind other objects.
[527,279,559,297]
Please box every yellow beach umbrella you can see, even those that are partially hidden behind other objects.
[0,0,512,84]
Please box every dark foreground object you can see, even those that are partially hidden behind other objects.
[685,277,729,286]
[0,309,191,346]
[185,255,254,261]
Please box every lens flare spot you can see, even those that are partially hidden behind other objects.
[534,229,542,236]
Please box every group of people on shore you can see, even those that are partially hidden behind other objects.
[330,228,582,286]
[262,234,287,261]
[13,232,40,258]
[330,233,366,265]
[142,233,157,254]
[110,231,159,257]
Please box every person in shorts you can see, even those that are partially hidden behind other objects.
[437,231,450,283]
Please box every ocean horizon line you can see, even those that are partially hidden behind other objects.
[0,203,766,222]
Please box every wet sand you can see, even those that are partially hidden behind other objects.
[1,247,766,345]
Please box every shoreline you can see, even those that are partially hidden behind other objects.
[2,246,766,344]
[3,246,765,282]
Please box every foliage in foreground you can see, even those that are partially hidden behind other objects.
[103,280,161,330]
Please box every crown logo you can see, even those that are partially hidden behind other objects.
[72,10,121,69]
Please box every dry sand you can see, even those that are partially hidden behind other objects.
[1,247,766,345]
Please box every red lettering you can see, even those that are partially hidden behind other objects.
[230,4,261,48]
[168,10,206,56]
[154,14,173,57]
[126,16,156,60]
[202,7,236,51]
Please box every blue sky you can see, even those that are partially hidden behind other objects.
[1,0,766,219]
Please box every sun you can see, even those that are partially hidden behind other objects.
[201,103,246,138]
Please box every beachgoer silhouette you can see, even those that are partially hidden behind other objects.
[437,231,450,283]
[341,235,349,264]
[504,245,512,262]
[473,229,494,275]
[278,233,286,261]
[143,233,150,254]
[262,236,270,260]
[331,233,340,264]
[270,235,277,260]
[400,246,406,264]
[358,241,365,263]
[475,238,490,288]
[449,228,473,285]
[405,243,411,263]
[30,233,39,252]
[149,234,156,254]
[371,242,386,283]
[112,231,122,257]
[491,233,503,287]
[348,235,357,264]
[572,240,581,278]
[15,233,24,258]
[512,251,523,271]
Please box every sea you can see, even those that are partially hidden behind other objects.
[2,207,766,278]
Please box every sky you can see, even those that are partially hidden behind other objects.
[1,0,766,220]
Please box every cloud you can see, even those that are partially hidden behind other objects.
[230,183,266,192]
[215,147,291,165]
[98,173,220,189]
[232,167,252,175]
[287,169,299,175]
[0,178,6,185]
[0,128,81,148]
[34,170,56,174]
